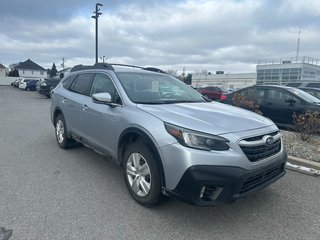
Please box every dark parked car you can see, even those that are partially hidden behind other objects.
[299,87,320,100]
[220,85,320,128]
[197,86,229,100]
[25,79,39,91]
[37,74,64,98]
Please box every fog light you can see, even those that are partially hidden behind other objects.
[199,186,223,201]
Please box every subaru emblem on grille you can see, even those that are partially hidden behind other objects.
[265,136,274,145]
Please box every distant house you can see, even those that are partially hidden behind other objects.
[14,59,47,79]
[0,63,7,76]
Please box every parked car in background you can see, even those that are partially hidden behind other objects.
[13,79,23,87]
[286,82,320,89]
[51,63,287,207]
[25,79,39,91]
[18,79,31,90]
[197,86,229,100]
[37,74,64,98]
[220,85,320,128]
[299,87,320,100]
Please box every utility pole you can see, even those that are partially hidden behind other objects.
[296,31,301,62]
[61,58,65,69]
[91,3,103,63]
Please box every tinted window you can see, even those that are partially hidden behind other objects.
[70,73,94,96]
[62,75,77,89]
[306,83,320,88]
[253,89,265,104]
[267,89,301,105]
[286,88,320,103]
[286,83,300,87]
[90,74,122,104]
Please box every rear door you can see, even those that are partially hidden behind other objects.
[262,88,304,125]
[62,73,94,137]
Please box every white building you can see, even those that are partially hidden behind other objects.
[0,63,7,76]
[192,72,256,89]
[14,59,47,79]
[256,56,320,85]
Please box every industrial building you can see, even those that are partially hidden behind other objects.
[191,71,256,90]
[256,56,320,85]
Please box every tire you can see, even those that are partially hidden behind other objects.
[55,114,72,149]
[49,87,54,97]
[123,141,162,207]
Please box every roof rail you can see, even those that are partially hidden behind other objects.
[110,63,167,74]
[70,63,114,72]
[70,62,165,74]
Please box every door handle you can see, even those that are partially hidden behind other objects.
[81,104,88,111]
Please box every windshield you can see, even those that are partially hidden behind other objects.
[287,88,320,103]
[116,72,206,104]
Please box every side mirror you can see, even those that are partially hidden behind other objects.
[92,92,120,107]
[59,73,64,79]
[92,92,112,103]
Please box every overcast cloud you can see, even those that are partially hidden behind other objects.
[0,0,319,73]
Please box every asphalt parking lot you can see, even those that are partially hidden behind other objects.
[1,86,320,240]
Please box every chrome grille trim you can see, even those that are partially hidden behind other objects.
[238,131,282,162]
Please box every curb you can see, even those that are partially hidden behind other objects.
[287,155,320,170]
[286,155,320,176]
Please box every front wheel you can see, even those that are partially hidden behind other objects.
[123,141,162,207]
[55,114,72,149]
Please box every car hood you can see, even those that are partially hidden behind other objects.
[137,102,274,135]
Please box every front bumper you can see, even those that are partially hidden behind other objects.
[165,157,287,206]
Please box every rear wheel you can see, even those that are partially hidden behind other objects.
[55,114,72,149]
[123,141,162,207]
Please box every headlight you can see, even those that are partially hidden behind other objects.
[164,123,229,151]
[41,82,47,86]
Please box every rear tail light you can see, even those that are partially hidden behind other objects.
[220,94,227,101]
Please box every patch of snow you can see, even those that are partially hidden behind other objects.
[286,162,320,176]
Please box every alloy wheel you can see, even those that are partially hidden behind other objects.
[126,153,151,197]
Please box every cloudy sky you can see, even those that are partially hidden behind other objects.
[0,0,319,73]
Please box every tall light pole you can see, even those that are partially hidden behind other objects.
[91,3,103,63]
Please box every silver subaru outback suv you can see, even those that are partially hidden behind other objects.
[50,63,287,207]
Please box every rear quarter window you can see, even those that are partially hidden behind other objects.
[69,73,94,96]
[62,75,77,90]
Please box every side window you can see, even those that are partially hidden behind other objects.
[70,73,94,96]
[62,75,77,90]
[90,74,121,104]
[253,89,265,104]
[238,88,250,97]
[267,89,300,105]
[306,83,320,88]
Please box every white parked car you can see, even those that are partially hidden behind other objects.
[18,79,30,90]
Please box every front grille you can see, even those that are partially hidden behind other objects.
[239,131,281,162]
[240,163,284,194]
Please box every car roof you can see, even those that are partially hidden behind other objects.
[298,87,320,91]
[253,85,298,91]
